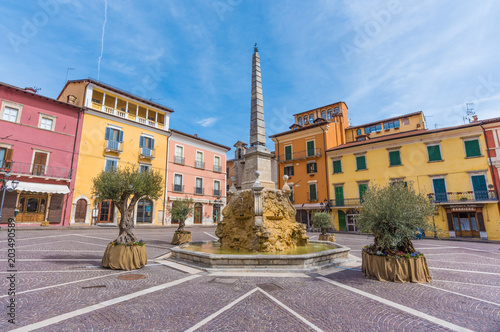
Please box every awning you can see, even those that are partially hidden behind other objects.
[16,182,70,194]
[293,203,324,210]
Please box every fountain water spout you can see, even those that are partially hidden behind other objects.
[252,171,264,226]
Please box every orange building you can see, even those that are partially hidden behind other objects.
[270,102,349,227]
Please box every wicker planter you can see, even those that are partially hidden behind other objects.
[171,232,192,245]
[102,243,147,271]
[318,234,335,242]
[361,251,432,283]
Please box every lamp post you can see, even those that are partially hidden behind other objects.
[0,172,20,227]
[213,197,222,223]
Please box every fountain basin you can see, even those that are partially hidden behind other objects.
[170,240,351,272]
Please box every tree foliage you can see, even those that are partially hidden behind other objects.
[312,212,333,235]
[356,183,434,254]
[92,167,163,244]
[170,198,193,233]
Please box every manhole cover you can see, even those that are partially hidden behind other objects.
[117,274,147,280]
[210,277,238,284]
[257,283,283,292]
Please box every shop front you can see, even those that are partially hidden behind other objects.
[444,204,487,239]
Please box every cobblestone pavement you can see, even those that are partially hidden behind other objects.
[0,227,499,331]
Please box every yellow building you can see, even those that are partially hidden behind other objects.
[326,120,500,240]
[58,79,173,225]
[270,102,349,227]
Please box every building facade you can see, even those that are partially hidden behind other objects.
[326,120,500,240]
[58,79,173,225]
[482,118,500,213]
[270,102,349,227]
[0,82,82,225]
[167,130,230,225]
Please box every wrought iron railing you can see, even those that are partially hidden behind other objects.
[140,147,155,158]
[195,187,204,195]
[174,156,185,165]
[278,148,321,162]
[105,140,122,152]
[213,165,222,173]
[428,191,498,203]
[173,184,184,192]
[330,198,362,207]
[213,189,221,196]
[3,160,72,180]
[195,161,205,169]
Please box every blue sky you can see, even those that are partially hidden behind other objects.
[1,1,499,154]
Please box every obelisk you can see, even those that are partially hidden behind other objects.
[241,44,275,189]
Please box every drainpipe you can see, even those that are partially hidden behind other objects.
[480,123,500,213]
[163,129,173,225]
[320,125,330,207]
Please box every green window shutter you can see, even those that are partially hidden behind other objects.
[334,186,344,206]
[285,146,292,160]
[309,183,317,201]
[358,184,368,202]
[333,160,342,174]
[427,145,442,161]
[307,141,315,156]
[389,151,401,166]
[356,156,366,170]
[465,140,481,157]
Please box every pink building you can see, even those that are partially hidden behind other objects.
[167,130,230,225]
[0,82,82,226]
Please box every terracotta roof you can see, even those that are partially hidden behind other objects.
[327,122,484,152]
[481,117,500,124]
[347,111,423,129]
[170,129,231,151]
[269,121,330,138]
[59,78,174,113]
[292,101,347,116]
[0,81,83,111]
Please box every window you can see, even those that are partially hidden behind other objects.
[304,116,309,125]
[309,183,317,201]
[356,155,367,170]
[356,128,362,135]
[2,106,19,123]
[290,186,294,202]
[334,186,344,206]
[214,156,221,172]
[327,109,333,119]
[334,107,340,114]
[298,117,303,126]
[0,147,13,169]
[284,165,294,176]
[364,124,382,134]
[401,117,410,126]
[321,110,326,119]
[332,159,342,174]
[389,150,401,166]
[306,140,315,157]
[39,116,55,130]
[432,178,447,202]
[195,178,203,194]
[427,144,442,162]
[309,114,314,123]
[306,162,317,174]
[175,145,184,164]
[140,135,155,157]
[32,151,49,176]
[105,158,118,172]
[174,174,183,192]
[358,183,368,202]
[139,164,150,173]
[105,127,123,151]
[471,174,488,200]
[214,180,221,196]
[383,120,400,130]
[464,139,481,158]
[196,151,204,168]
[284,145,292,160]
[391,179,408,187]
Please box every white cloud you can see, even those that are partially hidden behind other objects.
[197,117,217,127]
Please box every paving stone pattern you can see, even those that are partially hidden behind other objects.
[0,228,499,331]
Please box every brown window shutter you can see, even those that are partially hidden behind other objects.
[5,149,13,161]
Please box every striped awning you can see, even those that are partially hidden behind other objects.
[16,182,70,194]
[293,203,324,210]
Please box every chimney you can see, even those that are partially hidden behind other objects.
[67,95,77,105]
[194,134,198,137]
[472,115,478,122]
[25,87,37,93]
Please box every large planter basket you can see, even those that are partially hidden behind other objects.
[318,234,335,242]
[361,251,432,283]
[171,232,192,245]
[102,243,147,271]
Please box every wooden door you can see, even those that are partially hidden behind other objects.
[338,211,346,231]
[98,200,114,223]
[194,203,202,224]
[32,152,47,176]
[453,212,480,238]
[75,199,87,223]
[17,194,47,222]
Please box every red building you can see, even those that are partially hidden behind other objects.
[482,118,500,212]
[0,82,83,225]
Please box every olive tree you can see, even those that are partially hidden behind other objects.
[92,167,163,244]
[357,183,434,254]
[170,198,193,233]
[312,212,333,235]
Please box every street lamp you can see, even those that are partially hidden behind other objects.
[0,172,20,226]
[320,198,330,212]
[213,197,222,223]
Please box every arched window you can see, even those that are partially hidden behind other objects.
[298,117,303,126]
[321,111,326,119]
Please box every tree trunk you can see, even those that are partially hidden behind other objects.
[177,218,186,233]
[321,228,327,235]
[397,237,415,253]
[115,202,138,244]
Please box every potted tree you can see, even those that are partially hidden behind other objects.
[92,167,163,271]
[357,183,434,283]
[171,198,194,245]
[312,212,335,242]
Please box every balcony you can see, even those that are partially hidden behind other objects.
[195,187,204,195]
[213,165,222,173]
[140,147,155,159]
[330,198,362,208]
[105,140,122,153]
[174,156,185,165]
[428,191,498,204]
[2,160,72,180]
[90,102,165,130]
[213,189,221,196]
[173,184,184,193]
[279,148,321,163]
[195,161,205,169]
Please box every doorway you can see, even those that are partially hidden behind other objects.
[17,194,48,222]
[98,200,114,223]
[137,199,153,223]
[453,212,480,238]
[346,209,359,232]
[338,210,346,231]
[194,203,202,224]
[75,199,87,223]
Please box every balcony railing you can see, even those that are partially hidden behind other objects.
[173,184,184,193]
[174,156,185,165]
[307,192,318,202]
[140,147,155,159]
[195,161,205,169]
[213,189,221,196]
[195,187,204,195]
[2,160,72,180]
[279,148,321,162]
[214,165,222,173]
[330,198,362,207]
[90,103,165,130]
[105,140,122,153]
[428,191,498,203]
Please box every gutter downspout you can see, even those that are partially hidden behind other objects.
[163,129,173,225]
[320,125,330,208]
[480,123,500,213]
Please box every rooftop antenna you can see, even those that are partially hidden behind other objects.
[465,103,475,123]
[65,67,75,82]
